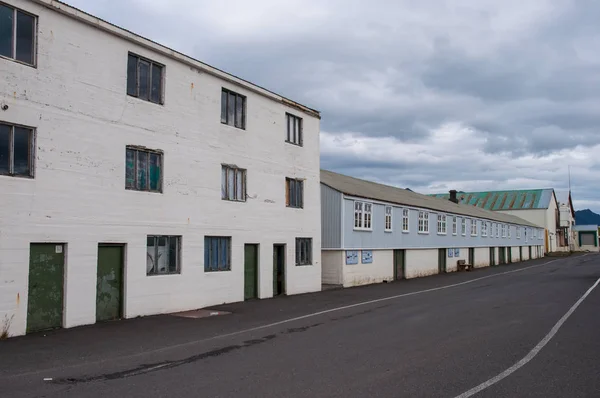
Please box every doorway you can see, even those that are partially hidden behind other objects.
[244,244,259,300]
[468,248,475,267]
[394,249,406,280]
[96,244,125,322]
[519,247,523,262]
[273,244,285,296]
[529,246,532,260]
[438,249,447,274]
[489,247,496,266]
[27,243,65,333]
[507,248,512,263]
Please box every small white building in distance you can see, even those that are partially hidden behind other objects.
[321,170,545,288]
[0,0,321,337]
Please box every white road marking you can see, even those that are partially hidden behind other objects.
[454,275,600,398]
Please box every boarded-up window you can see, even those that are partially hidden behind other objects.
[0,4,36,65]
[0,123,34,177]
[127,53,164,104]
[220,88,246,129]
[204,236,231,272]
[286,178,304,208]
[146,236,181,275]
[286,113,303,146]
[295,238,312,266]
[221,165,246,201]
[125,147,163,193]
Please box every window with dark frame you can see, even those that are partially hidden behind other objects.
[127,53,164,104]
[0,122,34,177]
[125,146,163,193]
[146,235,181,275]
[286,113,302,146]
[221,165,246,202]
[204,236,231,272]
[286,178,303,208]
[295,238,312,266]
[0,4,36,66]
[220,88,246,129]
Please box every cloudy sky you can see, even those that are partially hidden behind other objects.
[67,0,600,212]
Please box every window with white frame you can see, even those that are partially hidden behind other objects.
[402,209,409,232]
[461,218,466,236]
[496,223,500,237]
[517,226,521,239]
[221,164,246,202]
[437,214,447,234]
[385,206,393,232]
[354,201,372,230]
[418,211,429,233]
[482,221,488,237]
[0,4,36,66]
[296,238,313,266]
[471,219,477,236]
[452,216,457,235]
[502,224,506,238]
[508,225,511,238]
[533,229,536,239]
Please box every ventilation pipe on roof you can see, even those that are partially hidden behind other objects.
[449,190,459,204]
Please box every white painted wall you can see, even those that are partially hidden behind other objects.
[322,251,343,285]
[0,0,321,336]
[474,248,491,268]
[405,249,439,279]
[510,247,520,262]
[445,248,468,272]
[343,250,394,287]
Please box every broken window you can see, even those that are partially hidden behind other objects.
[146,235,181,275]
[127,53,164,104]
[0,122,34,177]
[286,178,304,208]
[220,88,246,129]
[221,165,246,201]
[286,113,303,146]
[0,4,35,65]
[204,236,231,272]
[295,238,312,266]
[125,146,162,193]
[384,206,392,232]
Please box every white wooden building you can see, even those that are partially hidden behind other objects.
[0,0,321,337]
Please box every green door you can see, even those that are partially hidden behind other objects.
[498,248,504,265]
[508,248,512,263]
[394,249,405,280]
[468,248,475,266]
[438,249,447,274]
[529,246,532,259]
[273,245,285,296]
[96,245,124,322]
[489,247,495,266]
[519,247,523,261]
[27,244,65,333]
[244,244,258,300]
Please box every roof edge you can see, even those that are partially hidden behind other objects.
[32,0,321,119]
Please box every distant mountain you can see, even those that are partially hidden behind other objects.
[575,209,600,225]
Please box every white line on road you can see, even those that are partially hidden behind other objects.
[454,275,600,398]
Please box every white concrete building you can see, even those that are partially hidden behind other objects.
[0,0,321,337]
[321,171,545,288]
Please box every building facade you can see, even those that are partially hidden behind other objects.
[0,0,321,337]
[321,171,545,288]
[429,189,572,253]
[573,225,599,252]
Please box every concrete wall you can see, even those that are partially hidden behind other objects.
[321,251,343,285]
[343,250,394,287]
[444,248,469,272]
[405,249,439,279]
[0,0,321,336]
[474,248,491,268]
[510,247,520,262]
[521,246,530,261]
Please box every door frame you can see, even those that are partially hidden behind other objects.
[97,243,126,321]
[244,243,259,300]
[438,248,447,274]
[393,249,406,280]
[273,244,286,296]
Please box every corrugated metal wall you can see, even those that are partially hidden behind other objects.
[321,184,342,248]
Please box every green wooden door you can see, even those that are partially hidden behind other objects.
[438,249,446,274]
[519,247,523,261]
[244,244,258,300]
[273,245,285,296]
[394,250,405,280]
[27,244,65,333]
[489,247,495,266]
[468,248,475,266]
[508,248,512,263]
[529,246,532,259]
[96,245,124,322]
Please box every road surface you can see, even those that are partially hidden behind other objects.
[1,253,599,397]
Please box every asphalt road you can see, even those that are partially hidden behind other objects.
[2,253,599,398]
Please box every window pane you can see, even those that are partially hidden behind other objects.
[138,60,150,100]
[0,124,9,174]
[227,92,235,126]
[221,166,227,199]
[127,55,137,96]
[15,11,34,64]
[286,115,291,141]
[220,91,227,123]
[150,64,162,103]
[13,127,30,176]
[125,149,135,188]
[235,95,243,128]
[0,5,13,58]
[146,236,156,275]
[149,153,161,191]
[298,181,303,208]
[236,170,243,201]
[157,236,168,274]
[227,168,235,200]
[137,151,147,190]
[290,180,296,206]
[168,237,178,273]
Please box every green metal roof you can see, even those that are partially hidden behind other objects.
[428,189,554,211]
